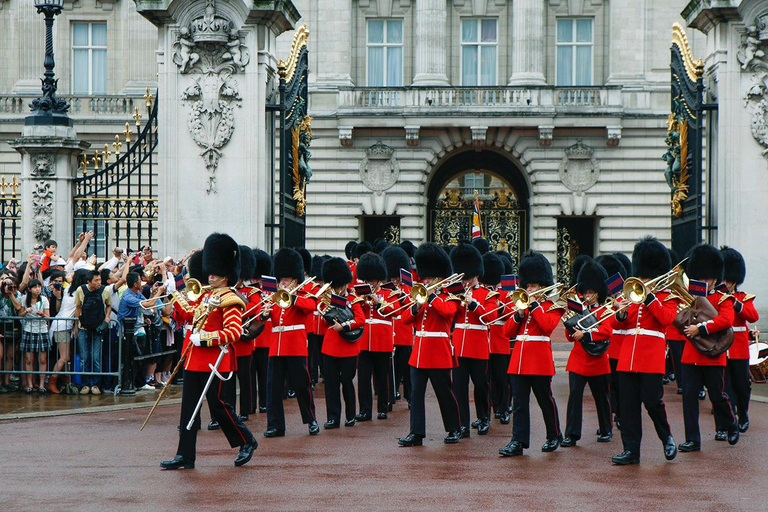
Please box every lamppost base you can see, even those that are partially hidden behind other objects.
[25,111,73,127]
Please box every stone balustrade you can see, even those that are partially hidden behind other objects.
[0,95,142,117]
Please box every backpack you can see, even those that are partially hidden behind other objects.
[80,284,106,330]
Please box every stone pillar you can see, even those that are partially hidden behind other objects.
[135,0,300,255]
[10,124,90,255]
[313,0,353,87]
[412,0,449,86]
[508,0,546,85]
[605,0,645,84]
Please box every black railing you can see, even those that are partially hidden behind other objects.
[0,176,21,264]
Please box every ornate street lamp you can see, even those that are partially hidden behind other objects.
[27,0,72,127]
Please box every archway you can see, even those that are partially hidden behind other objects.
[427,149,530,268]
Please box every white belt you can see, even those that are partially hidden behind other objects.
[272,324,306,333]
[733,326,747,332]
[415,331,449,338]
[613,329,629,335]
[455,323,488,331]
[366,319,392,326]
[515,335,550,342]
[625,328,665,338]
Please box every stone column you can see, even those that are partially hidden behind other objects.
[605,0,645,84]
[10,125,90,255]
[412,0,449,86]
[313,0,354,87]
[508,0,546,85]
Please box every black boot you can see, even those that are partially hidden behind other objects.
[160,455,195,470]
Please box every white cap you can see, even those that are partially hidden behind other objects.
[52,257,67,267]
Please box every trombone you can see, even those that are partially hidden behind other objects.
[378,273,464,318]
[262,277,316,310]
[144,278,210,308]
[480,283,564,325]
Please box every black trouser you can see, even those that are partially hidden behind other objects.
[565,372,612,439]
[668,340,685,388]
[489,353,511,415]
[609,358,621,421]
[358,350,391,415]
[176,370,255,461]
[393,345,412,402]
[251,347,269,411]
[323,354,357,423]
[307,333,323,384]
[618,372,671,455]
[724,358,751,426]
[409,366,460,436]
[453,357,490,427]
[682,364,737,443]
[223,353,252,416]
[266,356,316,431]
[510,374,561,448]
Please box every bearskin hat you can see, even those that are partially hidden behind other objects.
[185,250,204,282]
[296,248,312,276]
[374,239,389,254]
[570,254,592,287]
[345,241,358,261]
[238,245,256,281]
[721,246,746,285]
[450,242,484,278]
[471,237,491,255]
[415,243,453,279]
[355,242,373,259]
[356,253,388,282]
[519,250,554,288]
[686,243,724,281]
[668,248,681,268]
[494,250,515,275]
[595,254,627,280]
[273,247,304,281]
[576,258,609,304]
[252,248,272,280]
[310,255,326,279]
[613,252,633,278]
[202,233,240,285]
[631,236,670,279]
[382,246,411,281]
[400,240,417,258]
[322,257,353,288]
[479,252,504,286]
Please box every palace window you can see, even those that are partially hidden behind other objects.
[461,18,497,86]
[72,22,107,95]
[367,19,403,87]
[556,18,593,86]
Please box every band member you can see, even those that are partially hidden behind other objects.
[382,245,414,407]
[499,251,564,457]
[664,248,687,395]
[161,233,258,470]
[471,237,490,255]
[450,242,496,437]
[721,246,759,433]
[494,250,517,418]
[250,248,273,414]
[482,253,511,425]
[320,257,363,428]
[400,241,418,282]
[562,258,613,446]
[355,243,373,284]
[345,241,358,282]
[355,252,395,420]
[678,243,739,452]
[594,254,628,429]
[611,236,678,465]
[308,255,328,385]
[260,248,319,437]
[398,243,462,446]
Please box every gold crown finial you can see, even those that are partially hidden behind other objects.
[112,134,122,157]
[123,122,132,143]
[133,107,142,128]
[144,88,154,111]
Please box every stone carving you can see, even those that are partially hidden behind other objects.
[559,141,600,193]
[31,181,53,241]
[30,154,54,177]
[171,0,250,193]
[737,21,768,159]
[360,142,399,193]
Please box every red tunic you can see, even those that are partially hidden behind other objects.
[503,300,564,376]
[403,292,458,369]
[232,285,259,356]
[728,291,759,360]
[392,284,414,347]
[321,299,364,358]
[681,291,735,366]
[452,286,496,360]
[488,289,511,355]
[358,288,396,353]
[253,289,273,349]
[615,291,679,374]
[265,288,318,357]
[565,304,611,376]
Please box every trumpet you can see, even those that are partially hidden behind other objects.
[379,273,465,318]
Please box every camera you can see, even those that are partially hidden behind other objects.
[53,282,63,290]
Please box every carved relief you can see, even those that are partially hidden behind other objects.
[360,142,400,193]
[30,154,54,177]
[737,19,768,159]
[171,0,249,193]
[31,181,53,242]
[559,141,600,193]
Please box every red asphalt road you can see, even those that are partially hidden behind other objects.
[1,376,766,511]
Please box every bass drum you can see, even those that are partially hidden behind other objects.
[749,342,768,384]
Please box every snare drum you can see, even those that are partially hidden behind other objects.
[748,342,768,383]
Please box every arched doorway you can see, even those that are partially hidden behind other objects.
[428,149,529,268]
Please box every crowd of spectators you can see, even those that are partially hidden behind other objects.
[0,232,195,396]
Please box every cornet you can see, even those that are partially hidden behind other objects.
[378,273,464,318]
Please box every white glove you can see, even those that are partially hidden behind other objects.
[189,332,204,346]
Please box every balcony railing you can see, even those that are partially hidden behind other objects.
[338,86,623,111]
[0,95,142,117]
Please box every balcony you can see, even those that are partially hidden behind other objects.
[0,95,144,119]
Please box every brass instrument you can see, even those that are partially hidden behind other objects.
[143,278,210,309]
[379,273,465,318]
[481,282,564,325]
[263,277,316,310]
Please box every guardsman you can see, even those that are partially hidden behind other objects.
[482,252,510,425]
[499,251,564,457]
[160,233,258,470]
[308,255,328,386]
[250,248,273,414]
[398,243,462,447]
[354,242,373,284]
[664,248,687,396]
[382,245,414,408]
[345,241,359,282]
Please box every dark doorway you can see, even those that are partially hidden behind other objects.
[556,216,597,285]
[360,216,401,245]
